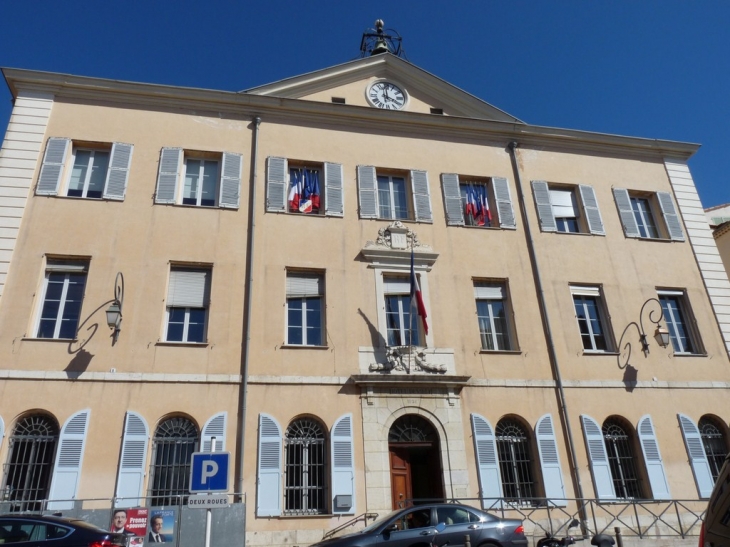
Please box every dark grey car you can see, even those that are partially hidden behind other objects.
[311,503,527,547]
[0,514,127,547]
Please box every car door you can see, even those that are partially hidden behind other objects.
[434,506,484,547]
[377,507,436,547]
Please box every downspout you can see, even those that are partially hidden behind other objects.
[506,142,587,521]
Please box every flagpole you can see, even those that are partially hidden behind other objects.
[408,246,414,374]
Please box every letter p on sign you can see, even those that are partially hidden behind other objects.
[190,452,230,493]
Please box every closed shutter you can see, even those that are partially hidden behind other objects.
[677,413,714,498]
[219,153,242,209]
[657,192,685,241]
[331,413,355,514]
[411,170,433,223]
[613,188,640,238]
[202,412,227,452]
[48,409,91,510]
[324,162,344,217]
[115,412,149,508]
[103,142,134,200]
[493,177,516,229]
[155,148,182,204]
[535,414,567,507]
[579,185,605,235]
[532,180,557,232]
[257,413,282,517]
[638,415,671,499]
[441,173,464,226]
[470,414,503,509]
[37,137,70,195]
[266,157,287,212]
[580,415,616,500]
[0,415,4,452]
[167,268,210,308]
[357,165,378,219]
[287,273,323,297]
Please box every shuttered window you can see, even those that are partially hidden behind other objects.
[286,272,324,346]
[613,189,684,241]
[358,167,433,222]
[571,285,613,352]
[532,181,604,235]
[165,267,211,343]
[148,417,199,506]
[284,418,326,515]
[495,418,535,506]
[266,158,343,217]
[603,418,643,499]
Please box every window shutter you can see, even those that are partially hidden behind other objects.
[155,148,182,204]
[441,173,464,226]
[535,414,567,507]
[266,157,287,212]
[115,411,149,508]
[580,415,616,500]
[637,415,671,499]
[531,180,557,232]
[256,413,282,517]
[657,192,685,241]
[579,185,605,235]
[219,152,242,209]
[37,137,70,195]
[411,170,433,223]
[470,414,503,509]
[202,412,227,452]
[324,162,344,217]
[48,409,91,510]
[357,165,378,219]
[0,415,4,452]
[493,177,516,229]
[103,142,134,201]
[167,268,210,308]
[286,273,322,297]
[473,283,505,299]
[612,188,640,238]
[331,413,355,514]
[677,414,714,498]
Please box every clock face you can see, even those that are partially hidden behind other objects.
[368,81,407,110]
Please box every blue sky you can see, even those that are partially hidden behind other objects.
[1,1,728,207]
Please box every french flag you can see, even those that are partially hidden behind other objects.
[410,249,429,336]
[288,169,303,212]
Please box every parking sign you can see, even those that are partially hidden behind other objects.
[189,452,230,493]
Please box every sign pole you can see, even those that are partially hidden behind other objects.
[204,438,216,547]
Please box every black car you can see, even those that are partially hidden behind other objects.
[311,503,527,547]
[0,514,127,547]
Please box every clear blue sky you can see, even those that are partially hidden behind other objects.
[1,1,728,207]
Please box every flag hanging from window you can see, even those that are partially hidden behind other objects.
[410,248,429,336]
[289,168,321,214]
[288,169,303,212]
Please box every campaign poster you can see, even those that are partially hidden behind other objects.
[110,508,148,546]
[147,509,175,544]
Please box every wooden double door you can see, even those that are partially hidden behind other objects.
[389,442,444,509]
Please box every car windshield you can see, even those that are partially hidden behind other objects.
[360,509,403,533]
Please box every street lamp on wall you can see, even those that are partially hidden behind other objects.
[106,272,124,345]
[637,297,670,355]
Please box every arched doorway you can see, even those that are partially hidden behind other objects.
[389,414,444,508]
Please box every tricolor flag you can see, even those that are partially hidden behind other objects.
[288,169,303,212]
[410,249,428,337]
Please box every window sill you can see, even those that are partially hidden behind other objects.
[582,350,621,356]
[157,203,225,210]
[631,236,674,243]
[281,344,329,350]
[279,513,337,519]
[671,352,708,357]
[461,224,502,230]
[155,341,209,348]
[551,231,595,236]
[271,211,326,217]
[21,337,77,342]
[479,349,522,355]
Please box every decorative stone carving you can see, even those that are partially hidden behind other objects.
[369,346,446,374]
[365,221,428,252]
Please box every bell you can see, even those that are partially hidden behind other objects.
[371,37,390,55]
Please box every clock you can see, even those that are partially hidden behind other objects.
[367,80,407,110]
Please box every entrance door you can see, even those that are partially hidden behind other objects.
[390,447,412,508]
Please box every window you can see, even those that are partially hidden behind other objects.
[148,417,199,506]
[383,275,421,346]
[613,188,685,241]
[67,149,109,198]
[571,286,612,352]
[35,259,88,340]
[496,418,536,504]
[286,272,324,346]
[657,290,701,354]
[631,196,659,238]
[442,174,516,229]
[699,416,728,483]
[603,418,643,499]
[531,181,604,235]
[460,181,493,227]
[288,166,321,214]
[164,267,211,343]
[182,158,219,206]
[284,418,326,515]
[266,157,343,217]
[474,281,514,351]
[357,166,432,222]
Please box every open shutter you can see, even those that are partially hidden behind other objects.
[531,180,557,232]
[155,148,182,204]
[638,415,671,499]
[115,412,149,508]
[579,185,605,235]
[324,162,344,217]
[535,414,567,506]
[493,177,516,229]
[677,414,714,498]
[580,415,615,500]
[37,137,70,195]
[470,414,503,509]
[103,142,133,200]
[657,192,685,241]
[219,153,242,209]
[441,173,464,226]
[613,188,640,238]
[357,165,378,219]
[331,413,355,514]
[257,413,282,517]
[48,409,91,510]
[266,157,287,212]
[202,412,227,452]
[411,170,433,223]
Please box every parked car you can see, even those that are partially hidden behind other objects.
[310,502,527,547]
[700,454,730,547]
[0,514,128,547]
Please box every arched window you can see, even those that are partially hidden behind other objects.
[2,414,59,512]
[603,418,642,499]
[149,417,198,506]
[284,418,326,514]
[699,416,728,483]
[495,418,535,503]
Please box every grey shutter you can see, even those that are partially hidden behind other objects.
[677,414,714,498]
[532,180,557,232]
[613,188,640,238]
[37,137,70,195]
[331,413,355,514]
[257,413,282,517]
[0,415,4,452]
[579,184,605,235]
[103,142,133,200]
[357,165,378,219]
[535,414,567,507]
[167,268,210,308]
[470,414,503,510]
[441,173,464,226]
[657,191,685,241]
[324,162,344,217]
[115,411,149,508]
[202,412,227,452]
[266,157,287,212]
[580,415,616,500]
[219,153,242,209]
[286,273,322,297]
[155,148,182,204]
[638,415,671,499]
[48,409,91,510]
[411,169,433,223]
[493,177,516,229]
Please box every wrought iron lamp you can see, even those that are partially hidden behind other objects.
[637,298,669,355]
[106,272,124,344]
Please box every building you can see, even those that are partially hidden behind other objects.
[0,33,729,547]
[706,203,730,277]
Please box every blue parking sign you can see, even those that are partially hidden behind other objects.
[189,452,230,493]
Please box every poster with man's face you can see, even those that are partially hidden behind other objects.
[147,510,175,544]
[110,508,148,546]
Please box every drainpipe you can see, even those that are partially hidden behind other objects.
[506,142,587,522]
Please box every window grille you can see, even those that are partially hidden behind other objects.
[284,418,326,515]
[603,419,642,499]
[148,417,198,506]
[699,417,728,482]
[1,415,59,512]
[496,419,535,504]
[389,415,436,443]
